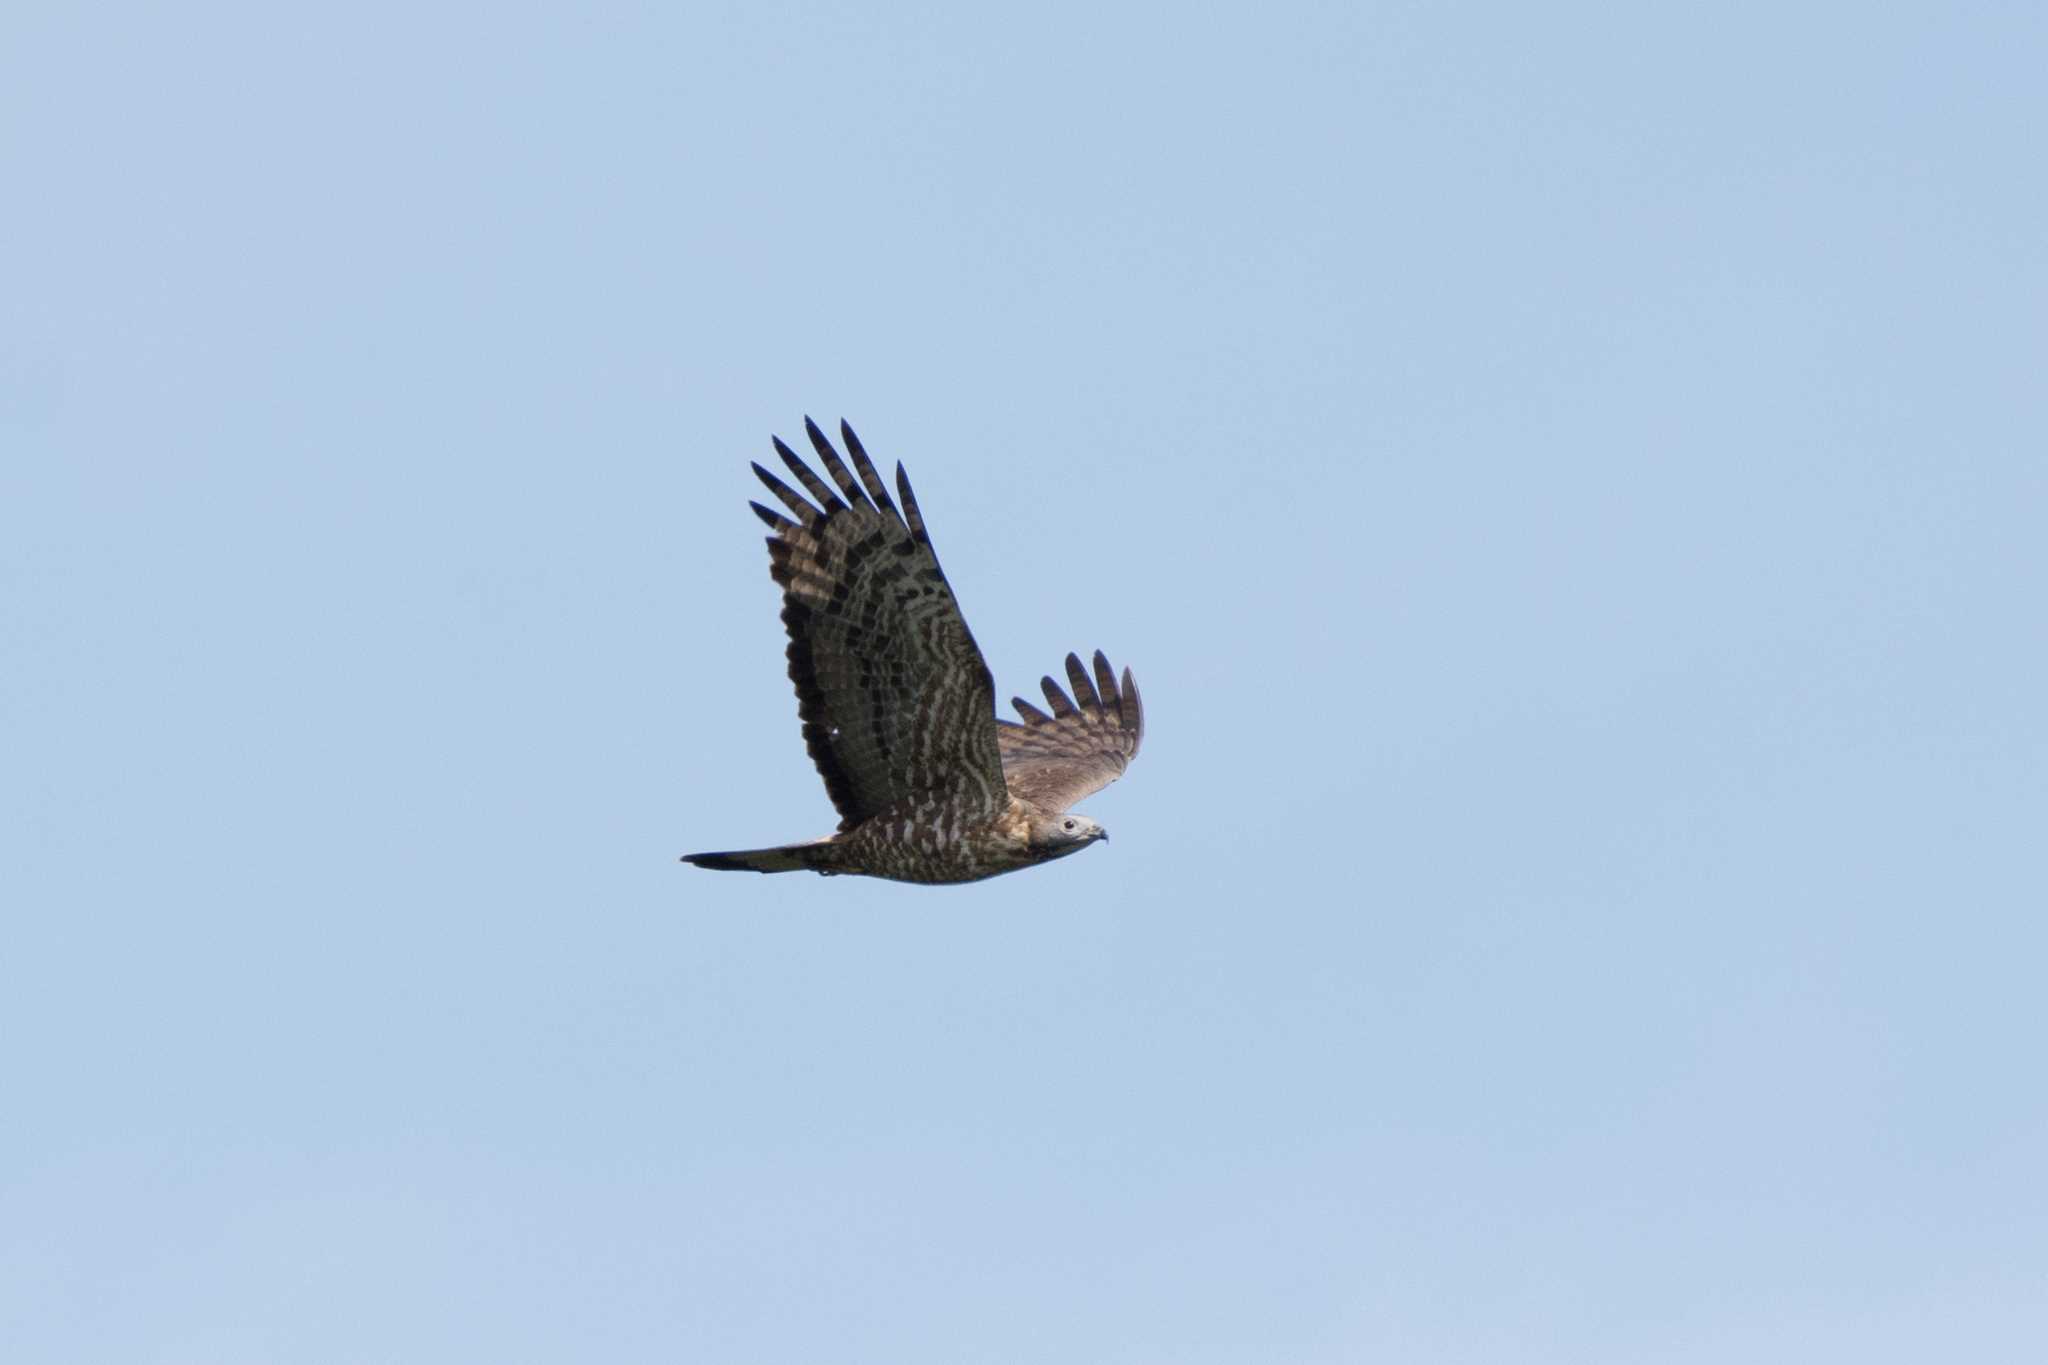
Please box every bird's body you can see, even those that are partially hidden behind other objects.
[690,797,1070,884]
[682,419,1142,886]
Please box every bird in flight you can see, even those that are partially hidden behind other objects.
[683,418,1144,884]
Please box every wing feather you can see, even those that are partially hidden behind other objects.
[751,464,822,528]
[772,435,848,514]
[1010,696,1052,726]
[895,464,931,544]
[751,422,1006,829]
[805,415,875,512]
[1065,653,1099,709]
[995,650,1145,812]
[839,421,898,515]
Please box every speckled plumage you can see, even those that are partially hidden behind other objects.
[683,419,1144,886]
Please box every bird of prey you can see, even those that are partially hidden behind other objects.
[683,418,1143,885]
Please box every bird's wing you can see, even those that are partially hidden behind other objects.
[994,651,1144,813]
[748,419,1007,830]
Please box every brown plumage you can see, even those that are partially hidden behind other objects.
[683,418,1144,885]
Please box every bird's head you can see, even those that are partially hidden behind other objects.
[1028,809,1107,858]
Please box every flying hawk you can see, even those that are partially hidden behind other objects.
[683,418,1144,884]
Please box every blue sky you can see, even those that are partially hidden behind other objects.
[5,2,2044,1360]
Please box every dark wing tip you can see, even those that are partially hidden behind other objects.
[752,462,820,526]
[894,461,929,542]
[773,432,848,513]
[1091,651,1120,711]
[838,419,899,521]
[1122,666,1144,745]
[1064,652,1101,710]
[802,415,874,512]
[1041,673,1078,717]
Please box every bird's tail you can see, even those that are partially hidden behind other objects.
[682,838,840,875]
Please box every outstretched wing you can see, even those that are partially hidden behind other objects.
[748,419,1007,830]
[995,650,1144,812]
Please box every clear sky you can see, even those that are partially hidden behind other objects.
[5,3,2044,1361]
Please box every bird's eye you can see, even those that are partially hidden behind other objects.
[1063,820,1075,831]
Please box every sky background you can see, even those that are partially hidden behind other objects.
[5,3,2045,1361]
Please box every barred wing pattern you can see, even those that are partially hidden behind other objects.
[995,650,1145,813]
[748,419,1007,830]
